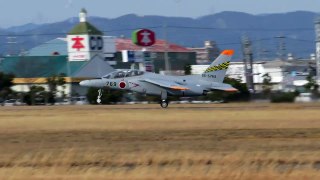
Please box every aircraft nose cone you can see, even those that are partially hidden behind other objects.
[79,80,89,87]
[79,79,104,88]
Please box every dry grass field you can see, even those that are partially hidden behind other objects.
[0,103,320,179]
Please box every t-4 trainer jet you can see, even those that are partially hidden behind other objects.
[80,49,237,108]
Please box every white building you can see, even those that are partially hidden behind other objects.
[192,59,315,92]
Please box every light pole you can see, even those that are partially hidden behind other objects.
[66,57,72,104]
[314,17,320,82]
[163,23,171,74]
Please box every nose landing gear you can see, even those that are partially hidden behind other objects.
[97,89,102,104]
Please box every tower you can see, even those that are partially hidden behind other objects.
[242,36,254,92]
[67,8,104,61]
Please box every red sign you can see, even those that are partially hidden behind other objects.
[72,36,85,51]
[132,29,156,46]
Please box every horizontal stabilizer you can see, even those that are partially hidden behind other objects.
[212,87,238,92]
[211,83,238,92]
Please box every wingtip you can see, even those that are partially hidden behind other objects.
[221,50,234,56]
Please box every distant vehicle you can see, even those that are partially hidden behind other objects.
[295,93,312,102]
[80,50,237,108]
[5,99,16,106]
[71,96,88,105]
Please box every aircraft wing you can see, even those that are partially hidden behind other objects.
[211,83,238,92]
[140,78,189,90]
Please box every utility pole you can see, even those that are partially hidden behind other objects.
[275,35,286,60]
[163,23,171,74]
[315,17,320,82]
[275,35,288,90]
[242,36,255,93]
[66,57,72,104]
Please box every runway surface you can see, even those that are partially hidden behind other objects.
[0,103,320,179]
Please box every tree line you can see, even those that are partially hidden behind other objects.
[0,73,67,105]
[1,70,319,105]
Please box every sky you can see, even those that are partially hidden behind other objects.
[0,0,319,28]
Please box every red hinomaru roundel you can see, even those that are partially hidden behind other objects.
[119,81,126,89]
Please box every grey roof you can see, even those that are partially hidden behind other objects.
[74,55,115,78]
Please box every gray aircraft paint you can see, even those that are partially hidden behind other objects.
[80,50,237,99]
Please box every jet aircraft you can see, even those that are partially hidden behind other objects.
[79,49,237,108]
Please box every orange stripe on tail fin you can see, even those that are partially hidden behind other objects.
[221,49,234,56]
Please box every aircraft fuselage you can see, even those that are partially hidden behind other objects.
[80,72,211,97]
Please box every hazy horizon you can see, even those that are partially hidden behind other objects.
[3,10,320,29]
[0,0,319,28]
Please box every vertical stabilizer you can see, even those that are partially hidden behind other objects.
[201,49,234,83]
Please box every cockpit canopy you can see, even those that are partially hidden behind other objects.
[102,70,144,79]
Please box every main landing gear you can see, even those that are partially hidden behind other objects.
[160,91,168,108]
[160,100,168,108]
[97,89,102,104]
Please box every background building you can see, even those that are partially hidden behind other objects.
[188,41,220,64]
[0,9,196,99]
[0,9,116,98]
[192,57,316,92]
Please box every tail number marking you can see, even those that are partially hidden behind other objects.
[106,81,117,87]
[202,74,216,78]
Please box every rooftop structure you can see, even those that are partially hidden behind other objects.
[116,38,191,52]
[68,8,103,35]
[27,38,192,56]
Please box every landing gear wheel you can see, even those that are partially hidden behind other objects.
[160,100,168,108]
[97,89,102,104]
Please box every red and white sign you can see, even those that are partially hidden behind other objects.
[134,29,156,46]
[72,36,85,51]
[67,35,108,61]
[67,35,89,61]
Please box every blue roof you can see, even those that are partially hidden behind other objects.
[27,39,68,56]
